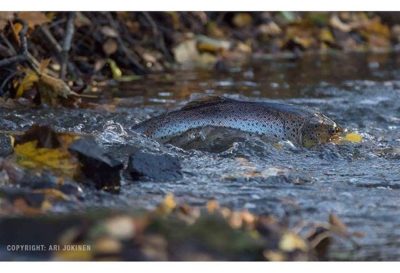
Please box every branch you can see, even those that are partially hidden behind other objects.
[142,12,173,62]
[105,13,147,75]
[0,18,29,68]
[38,25,79,78]
[61,12,76,79]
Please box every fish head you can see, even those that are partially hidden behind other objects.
[300,114,343,147]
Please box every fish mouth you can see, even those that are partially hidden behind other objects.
[330,125,346,142]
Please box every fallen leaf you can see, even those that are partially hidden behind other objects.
[206,200,219,213]
[94,236,122,254]
[279,232,308,252]
[16,12,50,28]
[103,216,135,240]
[0,12,14,29]
[14,141,78,177]
[329,214,349,236]
[16,69,39,98]
[156,193,177,215]
[319,28,335,44]
[56,245,93,261]
[263,250,285,261]
[106,59,122,79]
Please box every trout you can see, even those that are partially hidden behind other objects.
[132,96,342,147]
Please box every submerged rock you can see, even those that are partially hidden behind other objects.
[128,149,182,181]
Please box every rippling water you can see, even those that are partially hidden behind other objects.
[1,52,400,260]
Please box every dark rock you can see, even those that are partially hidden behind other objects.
[128,149,182,181]
[69,138,123,193]
[14,124,60,148]
[19,171,58,189]
[0,134,13,157]
[0,187,45,208]
[59,182,83,197]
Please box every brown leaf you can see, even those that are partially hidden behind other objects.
[0,12,14,29]
[329,213,349,236]
[16,12,50,28]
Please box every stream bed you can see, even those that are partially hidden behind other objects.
[1,52,400,260]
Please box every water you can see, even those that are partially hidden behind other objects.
[1,52,400,260]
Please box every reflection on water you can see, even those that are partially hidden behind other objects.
[1,52,400,260]
[109,51,400,106]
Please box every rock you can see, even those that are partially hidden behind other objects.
[0,187,45,208]
[128,149,182,181]
[69,138,123,193]
[0,134,13,157]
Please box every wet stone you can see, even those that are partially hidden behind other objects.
[128,149,182,181]
[0,134,13,157]
[0,187,45,208]
[69,138,123,193]
[59,182,83,197]
[19,171,58,189]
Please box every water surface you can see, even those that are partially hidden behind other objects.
[1,52,400,260]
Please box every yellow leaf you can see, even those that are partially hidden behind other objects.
[56,246,93,261]
[156,193,177,214]
[14,140,78,177]
[206,200,219,213]
[319,28,334,43]
[279,232,308,252]
[106,59,122,79]
[16,69,39,98]
[344,132,362,143]
[263,250,286,261]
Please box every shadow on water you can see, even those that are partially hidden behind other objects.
[1,52,400,260]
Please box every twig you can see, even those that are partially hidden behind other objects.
[0,54,27,67]
[105,13,147,75]
[39,25,62,53]
[0,32,17,55]
[39,24,79,78]
[142,12,173,62]
[0,19,29,68]
[0,70,18,96]
[61,12,76,80]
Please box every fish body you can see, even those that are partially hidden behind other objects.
[132,97,342,147]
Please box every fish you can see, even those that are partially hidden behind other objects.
[132,96,343,147]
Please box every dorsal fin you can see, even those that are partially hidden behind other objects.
[181,96,235,111]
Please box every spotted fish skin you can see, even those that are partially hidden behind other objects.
[132,97,341,146]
